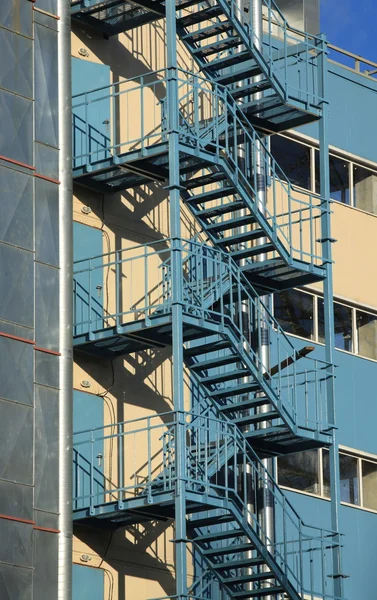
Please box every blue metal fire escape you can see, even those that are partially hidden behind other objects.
[71,0,344,598]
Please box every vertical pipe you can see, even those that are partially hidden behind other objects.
[166,0,187,597]
[318,33,344,598]
[57,0,73,599]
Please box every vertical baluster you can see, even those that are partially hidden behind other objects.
[115,251,119,331]
[90,429,94,514]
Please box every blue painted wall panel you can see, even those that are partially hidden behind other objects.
[73,564,104,600]
[300,62,377,163]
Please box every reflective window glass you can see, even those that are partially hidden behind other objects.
[315,152,350,203]
[274,290,314,340]
[278,450,320,495]
[339,453,360,505]
[356,310,377,360]
[318,300,353,351]
[322,449,331,499]
[353,164,377,214]
[270,136,311,190]
[362,460,377,511]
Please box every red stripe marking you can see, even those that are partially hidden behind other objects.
[0,514,35,525]
[33,526,60,534]
[0,332,35,345]
[34,346,61,356]
[0,155,35,171]
[35,173,61,185]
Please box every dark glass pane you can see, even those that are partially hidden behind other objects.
[339,454,360,505]
[322,449,331,499]
[356,310,377,360]
[353,164,377,214]
[270,135,311,190]
[274,290,314,340]
[318,300,352,351]
[362,460,377,511]
[278,450,320,495]
[315,152,350,203]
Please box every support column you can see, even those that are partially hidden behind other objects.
[166,0,187,598]
[318,33,344,599]
[57,0,73,598]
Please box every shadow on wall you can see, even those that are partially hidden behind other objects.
[74,519,176,600]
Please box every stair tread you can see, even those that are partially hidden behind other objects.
[182,21,233,42]
[203,542,254,556]
[200,368,250,385]
[210,381,260,399]
[185,172,228,190]
[191,354,239,371]
[220,397,270,413]
[199,201,245,219]
[234,410,279,426]
[215,64,262,86]
[188,186,236,203]
[211,556,265,570]
[185,339,231,357]
[193,36,242,57]
[203,50,251,72]
[178,6,222,27]
[193,528,244,543]
[232,79,271,100]
[231,242,275,260]
[188,514,235,529]
[223,571,273,585]
[218,228,265,246]
[207,215,255,233]
[234,587,284,599]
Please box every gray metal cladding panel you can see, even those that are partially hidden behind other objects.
[0,481,33,521]
[33,530,58,600]
[0,564,32,600]
[0,337,33,406]
[35,351,59,389]
[0,243,34,328]
[33,509,58,530]
[0,319,34,342]
[0,0,32,37]
[35,0,58,15]
[34,385,59,513]
[35,178,59,266]
[0,90,33,165]
[34,10,58,31]
[35,263,59,351]
[0,166,33,250]
[0,520,33,567]
[35,142,59,180]
[0,400,33,485]
[34,24,58,148]
[0,28,32,98]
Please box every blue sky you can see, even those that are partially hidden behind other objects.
[321,0,377,62]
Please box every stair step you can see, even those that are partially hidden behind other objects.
[210,381,260,399]
[242,96,283,116]
[185,339,231,357]
[191,354,239,371]
[219,396,270,413]
[205,50,251,72]
[232,80,271,100]
[211,556,265,570]
[193,36,241,57]
[193,528,244,544]
[203,542,254,557]
[182,21,233,42]
[218,228,265,247]
[215,65,261,86]
[188,513,235,529]
[178,6,222,27]
[231,242,275,260]
[198,201,245,219]
[177,0,201,9]
[185,172,227,190]
[234,410,279,426]
[207,215,255,233]
[234,587,284,599]
[200,368,250,385]
[223,571,273,585]
[189,186,236,204]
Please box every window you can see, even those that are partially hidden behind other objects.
[274,290,314,340]
[270,135,312,190]
[278,448,377,513]
[353,164,377,213]
[356,310,377,361]
[273,289,377,362]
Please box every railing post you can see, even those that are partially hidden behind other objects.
[318,33,344,596]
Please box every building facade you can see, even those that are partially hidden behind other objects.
[1,1,377,599]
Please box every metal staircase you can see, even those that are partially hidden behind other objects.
[70,0,343,598]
